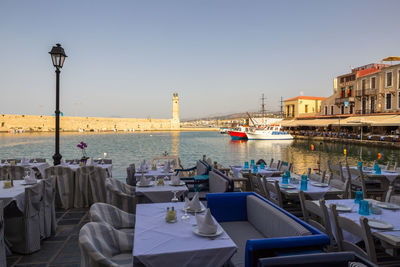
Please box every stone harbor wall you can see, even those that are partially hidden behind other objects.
[0,114,179,132]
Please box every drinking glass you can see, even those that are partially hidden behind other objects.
[282,174,288,184]
[301,174,307,181]
[181,207,190,220]
[285,170,291,178]
[260,162,265,169]
[24,169,31,178]
[244,161,249,169]
[250,159,255,167]
[253,165,258,173]
[359,200,370,215]
[300,180,308,191]
[171,190,179,202]
[354,191,364,203]
[357,162,362,170]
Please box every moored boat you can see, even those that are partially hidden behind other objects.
[228,126,250,140]
[246,124,293,140]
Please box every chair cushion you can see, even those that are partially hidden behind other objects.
[209,171,229,193]
[220,221,265,267]
[110,253,133,266]
[197,160,208,175]
[246,195,311,238]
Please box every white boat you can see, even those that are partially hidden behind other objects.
[246,124,293,140]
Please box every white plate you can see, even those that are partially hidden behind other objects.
[21,182,38,185]
[192,225,223,237]
[310,182,329,187]
[368,219,393,230]
[136,181,155,187]
[170,181,186,186]
[183,207,206,213]
[335,204,352,212]
[280,185,296,189]
[384,171,398,174]
[375,202,400,210]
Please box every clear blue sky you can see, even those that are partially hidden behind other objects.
[1,0,399,119]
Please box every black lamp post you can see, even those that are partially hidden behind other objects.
[49,43,67,165]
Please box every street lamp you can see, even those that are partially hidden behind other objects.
[49,43,67,165]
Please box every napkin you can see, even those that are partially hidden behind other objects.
[163,161,170,173]
[24,170,37,184]
[139,174,151,186]
[170,175,181,185]
[185,192,202,211]
[22,158,30,165]
[195,208,217,234]
[139,160,148,172]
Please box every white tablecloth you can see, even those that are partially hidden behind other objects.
[344,167,400,183]
[133,202,237,267]
[0,180,40,211]
[266,176,339,200]
[135,168,174,179]
[323,199,400,245]
[0,162,50,178]
[61,163,113,177]
[135,181,188,203]
[231,165,281,178]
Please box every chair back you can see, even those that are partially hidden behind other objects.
[307,169,326,183]
[249,174,262,194]
[106,178,135,203]
[105,180,137,214]
[0,167,8,180]
[7,166,26,180]
[42,177,57,238]
[269,158,274,168]
[126,163,136,186]
[331,204,377,263]
[265,180,283,207]
[328,160,345,181]
[328,172,350,199]
[24,182,43,253]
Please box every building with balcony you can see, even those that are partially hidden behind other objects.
[284,96,326,118]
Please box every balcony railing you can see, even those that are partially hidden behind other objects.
[355,109,380,115]
[355,88,378,97]
[335,97,355,105]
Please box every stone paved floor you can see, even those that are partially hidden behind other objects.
[6,208,89,267]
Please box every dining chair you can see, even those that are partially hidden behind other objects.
[106,178,135,203]
[328,160,345,182]
[79,222,133,267]
[385,186,400,205]
[327,172,350,199]
[307,168,326,183]
[394,162,398,170]
[0,167,8,180]
[255,175,268,198]
[45,166,75,209]
[6,166,26,180]
[89,203,135,233]
[75,166,108,207]
[330,204,377,264]
[269,158,274,168]
[41,176,57,239]
[0,201,6,267]
[299,191,335,250]
[357,169,387,200]
[249,174,263,195]
[105,179,137,214]
[126,163,136,186]
[264,179,284,208]
[5,182,43,254]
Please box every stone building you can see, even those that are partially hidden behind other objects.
[0,93,181,132]
[284,96,326,118]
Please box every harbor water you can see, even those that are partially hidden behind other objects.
[0,131,399,179]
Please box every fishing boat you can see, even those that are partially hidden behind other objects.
[246,124,293,140]
[219,127,229,134]
[228,126,250,140]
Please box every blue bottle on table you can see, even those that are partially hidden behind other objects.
[358,200,370,215]
[375,166,381,174]
[244,161,249,169]
[301,174,307,181]
[260,162,265,169]
[354,191,363,203]
[253,165,258,173]
[300,179,308,191]
[282,174,288,184]
[250,159,255,168]
[285,170,291,178]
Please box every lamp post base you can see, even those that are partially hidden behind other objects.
[53,153,62,166]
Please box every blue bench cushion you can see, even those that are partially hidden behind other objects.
[220,221,264,267]
[247,195,311,238]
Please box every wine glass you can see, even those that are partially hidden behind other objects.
[181,206,190,220]
[171,190,179,202]
[102,152,107,164]
[24,169,31,178]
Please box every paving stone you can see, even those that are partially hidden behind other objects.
[6,255,21,267]
[14,264,47,267]
[51,252,81,264]
[58,219,81,225]
[49,264,79,267]
[63,212,86,220]
[17,241,63,264]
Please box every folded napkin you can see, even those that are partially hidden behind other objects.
[139,160,148,172]
[22,158,30,165]
[195,208,218,234]
[163,161,170,173]
[139,174,151,186]
[24,171,37,184]
[185,192,202,211]
[170,175,181,185]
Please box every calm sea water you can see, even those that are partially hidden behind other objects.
[0,131,399,178]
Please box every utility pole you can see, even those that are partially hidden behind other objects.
[260,94,266,125]
[280,96,284,118]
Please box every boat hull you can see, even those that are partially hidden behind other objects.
[228,131,248,140]
[246,132,294,140]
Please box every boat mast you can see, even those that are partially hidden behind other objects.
[260,94,266,126]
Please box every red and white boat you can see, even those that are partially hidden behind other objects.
[228,126,250,140]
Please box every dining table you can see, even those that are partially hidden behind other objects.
[0,162,50,179]
[133,202,237,267]
[343,166,400,184]
[134,167,175,180]
[0,180,41,212]
[265,176,344,200]
[231,165,282,178]
[135,180,188,203]
[314,199,400,250]
[60,163,113,177]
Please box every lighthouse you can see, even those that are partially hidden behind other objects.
[172,92,180,129]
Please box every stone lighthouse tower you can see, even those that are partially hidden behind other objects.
[172,92,180,129]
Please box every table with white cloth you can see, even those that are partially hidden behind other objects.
[343,167,400,184]
[133,202,237,267]
[61,163,113,177]
[0,162,50,178]
[0,180,41,211]
[315,199,400,248]
[134,168,175,180]
[135,181,188,203]
[231,165,282,178]
[266,176,344,200]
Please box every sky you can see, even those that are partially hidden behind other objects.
[1,0,400,120]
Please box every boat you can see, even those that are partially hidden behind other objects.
[246,124,294,140]
[228,126,250,140]
[219,127,229,134]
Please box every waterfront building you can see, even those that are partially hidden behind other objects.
[284,96,326,118]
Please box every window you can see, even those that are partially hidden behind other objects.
[349,105,353,114]
[386,71,393,87]
[361,79,366,90]
[340,87,345,98]
[371,97,375,113]
[341,105,344,114]
[305,105,308,113]
[330,105,334,115]
[324,106,328,115]
[398,92,400,109]
[348,85,353,97]
[386,93,392,110]
[371,77,376,89]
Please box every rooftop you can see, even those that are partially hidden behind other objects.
[284,96,326,102]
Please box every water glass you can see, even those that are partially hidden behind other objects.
[250,159,255,167]
[285,170,291,178]
[354,191,363,203]
[359,200,370,215]
[253,165,258,173]
[260,162,265,169]
[244,161,249,169]
[301,174,307,181]
[300,180,308,191]
[375,166,381,174]
[282,174,288,184]
[357,162,362,170]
